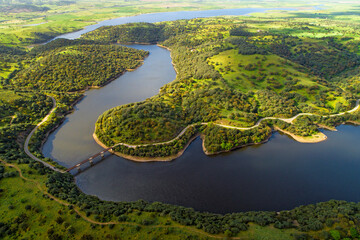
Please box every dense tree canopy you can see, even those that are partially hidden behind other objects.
[92,18,360,156]
[82,22,165,44]
[12,44,148,91]
[1,12,360,240]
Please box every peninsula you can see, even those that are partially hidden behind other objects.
[2,1,360,239]
[90,19,360,160]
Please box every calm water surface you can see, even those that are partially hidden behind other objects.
[43,45,175,166]
[75,126,360,213]
[43,8,360,214]
[54,8,291,40]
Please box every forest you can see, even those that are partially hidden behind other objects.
[10,41,148,91]
[92,17,360,157]
[44,170,360,239]
[1,5,360,239]
[83,22,166,44]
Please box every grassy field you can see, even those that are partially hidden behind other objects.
[0,0,357,46]
[2,2,360,239]
[2,159,360,240]
[93,13,360,155]
[2,159,360,239]
[236,224,296,240]
[208,50,322,92]
[0,160,223,239]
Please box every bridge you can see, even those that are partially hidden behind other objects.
[66,147,113,172]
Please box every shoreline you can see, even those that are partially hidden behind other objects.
[317,124,337,132]
[82,54,148,92]
[93,132,200,162]
[201,132,273,156]
[38,94,85,153]
[274,127,327,143]
[92,122,331,162]
[157,44,179,75]
[44,7,293,47]
[24,52,148,170]
[345,120,360,126]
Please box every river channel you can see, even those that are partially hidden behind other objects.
[43,8,360,214]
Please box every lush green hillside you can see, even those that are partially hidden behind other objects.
[0,90,219,240]
[1,87,360,239]
[83,22,165,44]
[10,41,148,91]
[94,16,360,157]
[1,0,349,46]
[0,45,26,84]
[2,3,360,240]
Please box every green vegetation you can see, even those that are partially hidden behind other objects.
[93,16,360,157]
[83,22,165,44]
[2,1,360,239]
[2,156,360,239]
[11,39,148,91]
[203,123,272,153]
[112,124,202,159]
[0,0,342,46]
[0,160,219,239]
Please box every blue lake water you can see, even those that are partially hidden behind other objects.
[43,8,360,214]
[54,8,293,40]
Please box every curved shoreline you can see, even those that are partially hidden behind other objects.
[201,132,273,156]
[50,7,294,44]
[23,96,65,173]
[77,54,148,93]
[93,132,200,162]
[156,44,179,75]
[37,7,354,165]
[94,99,360,162]
[274,127,327,143]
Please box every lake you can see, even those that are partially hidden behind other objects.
[43,8,360,214]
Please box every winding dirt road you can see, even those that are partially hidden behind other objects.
[0,158,229,239]
[24,95,359,171]
[111,99,360,149]
[23,96,64,173]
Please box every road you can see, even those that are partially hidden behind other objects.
[24,95,360,172]
[111,99,360,148]
[23,95,65,173]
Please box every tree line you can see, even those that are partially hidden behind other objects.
[12,44,148,91]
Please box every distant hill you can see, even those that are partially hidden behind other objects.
[0,4,50,13]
